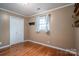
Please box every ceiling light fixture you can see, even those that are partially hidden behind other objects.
[37,8,41,11]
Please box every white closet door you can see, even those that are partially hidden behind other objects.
[10,16,24,45]
[16,17,24,43]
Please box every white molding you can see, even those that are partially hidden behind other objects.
[0,40,76,55]
[0,8,25,17]
[0,40,25,49]
[32,4,74,16]
[0,45,10,49]
[0,4,74,17]
[24,40,29,42]
[25,40,76,55]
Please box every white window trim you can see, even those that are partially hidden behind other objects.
[35,14,50,33]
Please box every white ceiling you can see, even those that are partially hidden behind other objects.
[0,3,70,16]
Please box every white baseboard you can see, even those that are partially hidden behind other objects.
[0,45,10,49]
[25,40,77,55]
[0,40,25,50]
[0,40,77,55]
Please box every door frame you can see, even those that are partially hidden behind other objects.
[10,16,24,45]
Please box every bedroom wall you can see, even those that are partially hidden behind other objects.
[28,5,75,49]
[0,10,10,47]
[24,17,30,41]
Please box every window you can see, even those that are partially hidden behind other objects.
[36,15,50,32]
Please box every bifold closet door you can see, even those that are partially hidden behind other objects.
[10,16,24,45]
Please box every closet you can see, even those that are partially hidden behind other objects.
[10,16,24,45]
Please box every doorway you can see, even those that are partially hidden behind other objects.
[10,16,24,45]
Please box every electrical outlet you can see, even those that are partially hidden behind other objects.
[0,42,2,45]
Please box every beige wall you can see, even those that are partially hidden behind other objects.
[0,10,10,47]
[28,5,75,49]
[24,17,30,40]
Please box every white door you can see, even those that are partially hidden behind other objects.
[10,16,24,45]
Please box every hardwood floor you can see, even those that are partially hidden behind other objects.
[0,41,75,56]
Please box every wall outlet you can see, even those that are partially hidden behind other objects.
[0,42,2,45]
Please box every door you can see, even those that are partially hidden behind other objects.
[10,16,24,45]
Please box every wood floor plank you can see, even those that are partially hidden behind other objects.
[0,41,75,56]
